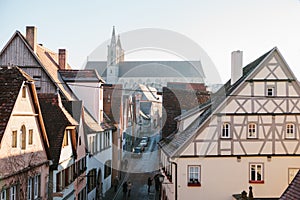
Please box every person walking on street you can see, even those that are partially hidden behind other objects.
[123,181,128,199]
[113,176,119,192]
[127,181,132,197]
[147,177,153,194]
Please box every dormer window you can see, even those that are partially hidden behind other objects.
[266,86,275,97]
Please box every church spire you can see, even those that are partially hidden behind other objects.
[117,35,122,49]
[111,26,116,45]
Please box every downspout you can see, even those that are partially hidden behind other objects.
[168,157,178,200]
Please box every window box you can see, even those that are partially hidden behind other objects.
[249,180,264,184]
[187,181,201,187]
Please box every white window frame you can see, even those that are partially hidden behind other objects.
[34,175,39,199]
[1,190,6,200]
[249,163,264,183]
[10,185,16,200]
[221,123,231,138]
[266,86,275,97]
[248,123,257,138]
[27,177,33,200]
[188,165,201,185]
[286,123,296,139]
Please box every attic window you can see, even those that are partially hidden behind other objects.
[22,86,27,98]
[63,129,70,147]
[266,86,275,97]
[33,75,41,90]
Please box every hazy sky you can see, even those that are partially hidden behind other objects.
[1,0,300,83]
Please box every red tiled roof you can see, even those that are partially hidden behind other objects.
[280,170,300,199]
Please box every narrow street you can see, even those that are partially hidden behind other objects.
[110,134,161,200]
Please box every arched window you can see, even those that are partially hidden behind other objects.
[21,125,26,149]
[221,123,230,138]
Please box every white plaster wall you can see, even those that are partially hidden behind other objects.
[173,156,300,200]
[68,82,101,124]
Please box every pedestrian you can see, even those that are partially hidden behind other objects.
[147,177,153,194]
[123,181,128,199]
[113,176,119,192]
[124,159,128,170]
[127,181,132,197]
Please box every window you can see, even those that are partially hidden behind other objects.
[28,129,33,145]
[188,166,201,186]
[33,76,41,90]
[1,190,6,200]
[27,177,33,200]
[288,168,300,184]
[221,123,230,138]
[10,185,17,200]
[21,125,26,150]
[87,169,97,192]
[266,87,275,97]
[104,131,111,148]
[12,131,17,148]
[104,160,111,179]
[22,86,27,98]
[249,163,264,183]
[34,175,40,199]
[78,187,86,200]
[63,129,69,147]
[248,123,257,138]
[79,136,81,146]
[286,123,296,139]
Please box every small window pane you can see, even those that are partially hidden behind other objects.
[12,131,17,148]
[29,129,33,145]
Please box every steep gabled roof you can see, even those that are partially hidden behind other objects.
[0,66,28,142]
[160,48,275,158]
[280,170,300,199]
[36,45,75,100]
[0,66,51,159]
[38,93,78,169]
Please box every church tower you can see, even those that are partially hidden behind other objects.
[107,26,124,84]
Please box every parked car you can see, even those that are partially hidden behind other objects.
[132,146,142,158]
[142,136,149,142]
[140,139,148,147]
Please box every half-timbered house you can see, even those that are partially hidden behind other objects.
[159,47,300,199]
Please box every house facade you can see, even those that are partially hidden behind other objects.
[0,66,50,200]
[0,26,114,199]
[160,48,300,199]
[38,93,79,200]
[59,69,114,199]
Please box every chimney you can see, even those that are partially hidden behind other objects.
[58,49,68,70]
[26,26,37,53]
[231,50,243,85]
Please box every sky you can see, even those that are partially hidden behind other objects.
[1,0,300,83]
